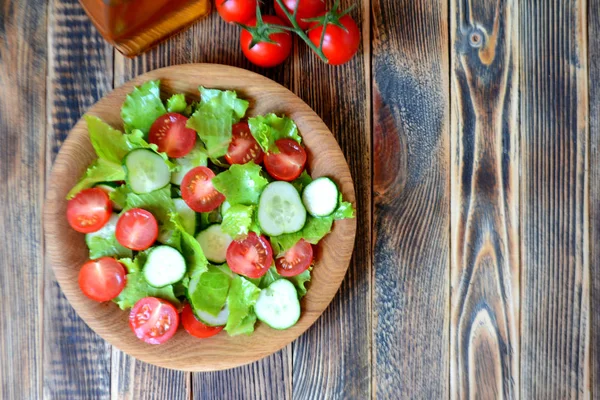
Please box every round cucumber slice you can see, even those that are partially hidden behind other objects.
[124,149,171,194]
[301,177,339,217]
[196,224,232,264]
[255,279,300,330]
[257,181,307,236]
[194,304,229,327]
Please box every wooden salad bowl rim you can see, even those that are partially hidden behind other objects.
[44,63,357,371]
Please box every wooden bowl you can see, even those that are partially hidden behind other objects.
[44,64,357,371]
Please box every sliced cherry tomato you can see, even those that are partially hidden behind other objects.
[216,0,257,23]
[274,0,326,30]
[78,257,126,302]
[181,166,225,212]
[181,304,224,339]
[264,138,307,181]
[225,122,264,165]
[240,15,292,68]
[115,208,158,251]
[129,297,179,345]
[67,188,112,233]
[275,239,314,277]
[308,13,360,65]
[148,112,197,158]
[226,232,273,279]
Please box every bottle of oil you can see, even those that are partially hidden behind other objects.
[79,0,211,57]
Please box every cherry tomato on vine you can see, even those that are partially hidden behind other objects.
[216,0,257,24]
[308,13,360,65]
[274,0,326,30]
[240,15,292,68]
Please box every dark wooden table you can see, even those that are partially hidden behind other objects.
[2,0,599,398]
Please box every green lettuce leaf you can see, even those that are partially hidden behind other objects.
[121,80,167,135]
[258,267,280,289]
[119,257,141,274]
[333,197,355,220]
[188,264,233,316]
[167,214,209,286]
[170,142,208,185]
[108,184,130,210]
[248,114,302,153]
[258,267,311,298]
[186,87,249,158]
[291,170,313,193]
[166,93,187,113]
[225,276,260,336]
[113,271,179,310]
[67,158,125,199]
[212,162,268,206]
[270,216,334,255]
[85,214,132,259]
[221,204,259,238]
[85,115,132,163]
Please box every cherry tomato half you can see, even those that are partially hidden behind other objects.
[67,188,112,233]
[275,239,313,277]
[308,13,360,65]
[149,112,197,158]
[225,122,264,165]
[226,232,274,279]
[115,208,158,251]
[78,257,126,302]
[181,304,224,339]
[216,0,257,23]
[240,15,292,68]
[264,138,307,181]
[274,0,326,30]
[181,166,225,212]
[129,297,179,345]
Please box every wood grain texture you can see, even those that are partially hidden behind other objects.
[44,64,356,372]
[520,0,590,398]
[371,0,450,398]
[0,0,47,398]
[289,1,371,399]
[44,0,115,398]
[450,0,519,398]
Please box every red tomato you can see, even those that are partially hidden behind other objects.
[78,258,126,302]
[226,232,274,279]
[264,138,307,181]
[129,297,179,345]
[240,16,292,68]
[149,113,197,158]
[308,14,360,65]
[181,166,225,212]
[225,122,264,165]
[67,188,112,233]
[216,0,257,23]
[274,0,326,30]
[181,304,224,338]
[275,239,313,277]
[115,208,158,251]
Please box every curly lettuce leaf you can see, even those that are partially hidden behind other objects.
[248,114,302,153]
[186,87,249,158]
[221,204,260,238]
[108,184,130,210]
[188,264,233,317]
[269,216,334,256]
[166,93,187,113]
[167,214,209,286]
[225,276,260,336]
[121,80,166,135]
[85,115,132,163]
[291,171,313,193]
[170,142,208,185]
[113,271,179,310]
[67,158,125,199]
[212,162,268,206]
[85,214,132,259]
[333,196,355,220]
[258,267,311,298]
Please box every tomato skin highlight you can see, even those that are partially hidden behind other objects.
[274,0,326,30]
[216,0,257,23]
[225,122,264,165]
[129,297,179,345]
[240,16,293,68]
[181,166,225,212]
[115,208,159,251]
[308,14,360,65]
[264,138,307,181]
[181,304,224,338]
[67,188,112,233]
[275,239,313,277]
[149,112,197,158]
[226,232,274,279]
[78,258,127,302]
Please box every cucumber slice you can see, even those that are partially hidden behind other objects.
[195,224,232,264]
[174,198,196,235]
[124,149,171,194]
[170,143,208,185]
[255,280,300,330]
[143,245,187,287]
[194,304,229,327]
[257,181,307,236]
[301,177,339,217]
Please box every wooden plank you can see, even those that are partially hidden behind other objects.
[520,0,590,398]
[589,0,600,396]
[290,1,371,398]
[371,0,449,398]
[0,0,47,398]
[113,12,292,398]
[43,0,115,398]
[449,0,519,398]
